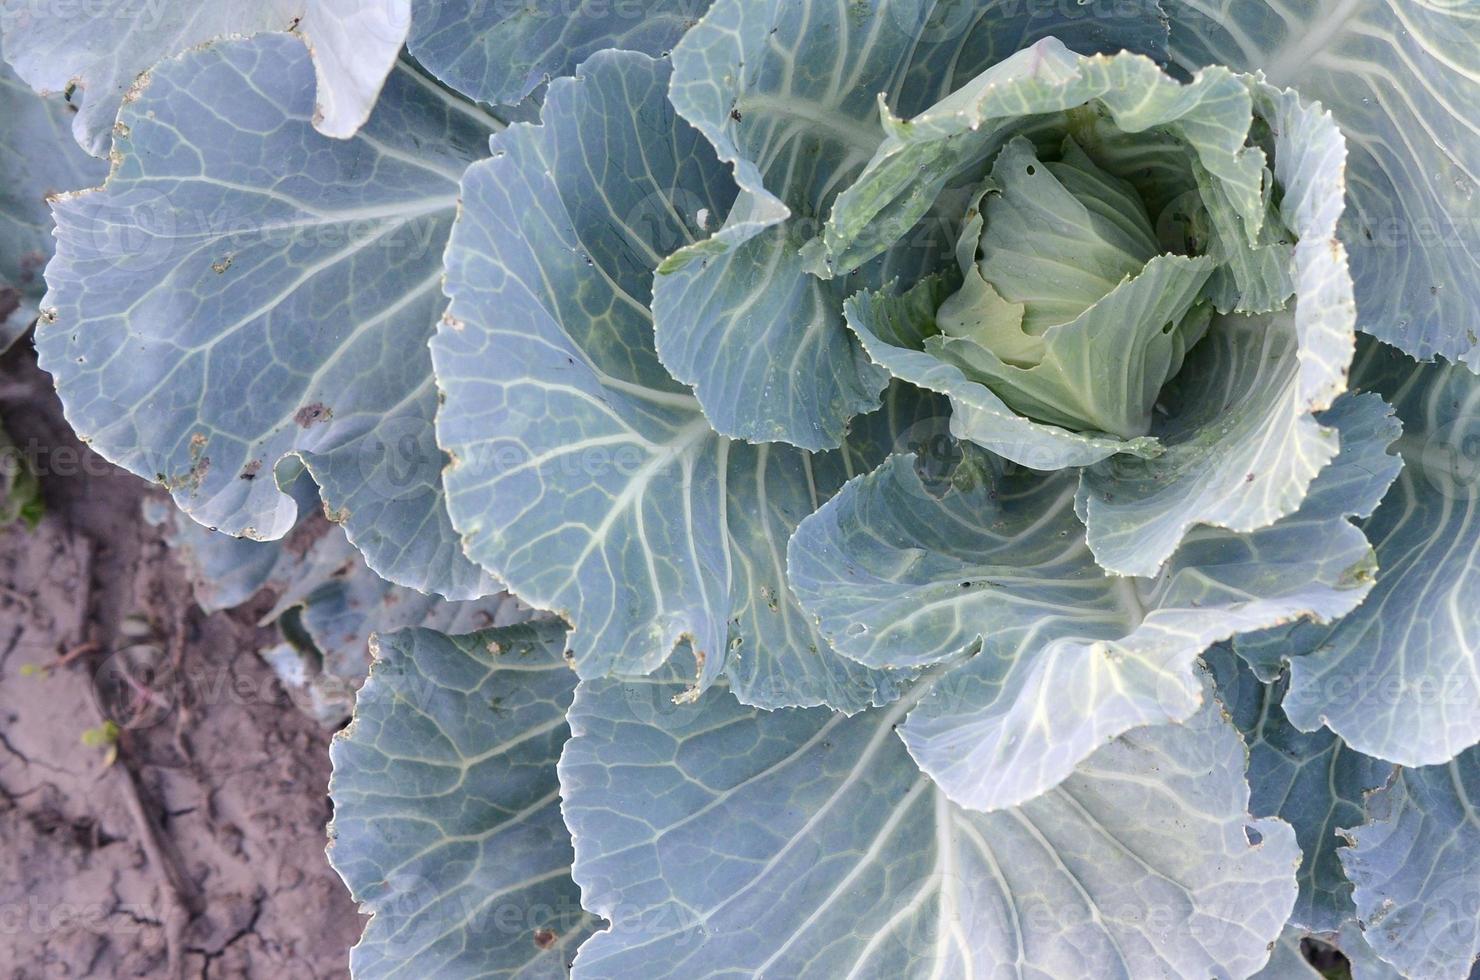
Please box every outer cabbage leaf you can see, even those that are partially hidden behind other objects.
[1077,83,1354,575]
[140,478,323,614]
[407,0,710,106]
[1207,646,1396,933]
[0,1,410,154]
[0,59,107,350]
[1270,342,1480,766]
[35,34,497,600]
[1164,0,1480,368]
[1337,920,1408,980]
[328,624,598,978]
[434,50,914,711]
[146,484,525,723]
[1252,928,1322,979]
[561,666,1297,978]
[1254,924,1405,980]
[1340,747,1480,980]
[263,538,524,700]
[788,390,1397,811]
[655,0,1167,448]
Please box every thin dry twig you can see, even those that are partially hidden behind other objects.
[70,534,199,980]
[99,749,201,980]
[35,640,100,673]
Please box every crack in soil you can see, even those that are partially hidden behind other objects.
[1,343,363,977]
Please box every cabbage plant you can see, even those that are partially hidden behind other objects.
[3,0,1479,976]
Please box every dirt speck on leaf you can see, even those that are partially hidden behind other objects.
[294,403,332,428]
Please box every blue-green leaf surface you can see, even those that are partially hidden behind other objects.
[561,667,1297,978]
[0,1,410,154]
[140,478,323,614]
[1272,342,1480,766]
[655,0,1168,448]
[1164,0,1480,368]
[408,0,710,106]
[1251,928,1323,979]
[35,34,497,600]
[328,624,598,978]
[1208,646,1396,933]
[0,60,107,349]
[434,50,914,711]
[261,529,525,719]
[789,389,1396,811]
[654,0,894,448]
[1338,920,1407,980]
[1340,747,1480,980]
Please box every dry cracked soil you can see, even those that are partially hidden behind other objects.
[0,341,363,978]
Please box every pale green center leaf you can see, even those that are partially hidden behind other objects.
[930,135,1217,439]
[976,136,1160,332]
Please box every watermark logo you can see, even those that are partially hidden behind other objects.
[1418,419,1480,501]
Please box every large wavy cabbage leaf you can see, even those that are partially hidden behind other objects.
[1164,0,1480,369]
[407,0,710,106]
[328,624,598,978]
[561,665,1297,977]
[35,34,497,600]
[789,388,1395,811]
[435,49,923,711]
[1252,928,1323,980]
[1340,746,1480,980]
[1261,342,1480,767]
[0,1,410,154]
[0,59,107,349]
[1208,646,1396,934]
